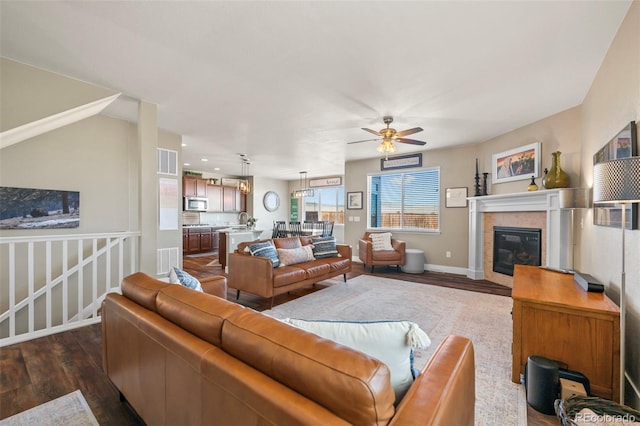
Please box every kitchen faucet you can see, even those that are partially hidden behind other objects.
[238,212,248,225]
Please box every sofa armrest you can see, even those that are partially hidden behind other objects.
[358,239,373,263]
[336,244,352,260]
[389,335,475,426]
[227,252,275,298]
[391,239,406,264]
[200,276,227,299]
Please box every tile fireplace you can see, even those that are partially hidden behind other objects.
[468,189,572,285]
[493,226,542,276]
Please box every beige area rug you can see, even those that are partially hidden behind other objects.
[263,275,527,426]
[0,390,98,426]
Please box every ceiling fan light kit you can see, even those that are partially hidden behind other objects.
[348,116,427,159]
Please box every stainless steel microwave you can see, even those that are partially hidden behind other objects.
[183,197,208,212]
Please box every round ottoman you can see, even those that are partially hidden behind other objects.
[401,248,425,274]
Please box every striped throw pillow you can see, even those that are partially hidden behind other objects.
[311,236,339,258]
[248,241,280,268]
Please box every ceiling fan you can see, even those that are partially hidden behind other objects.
[348,116,426,158]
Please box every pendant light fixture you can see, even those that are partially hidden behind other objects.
[293,171,314,198]
[238,154,251,195]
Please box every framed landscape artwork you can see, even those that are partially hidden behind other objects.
[0,186,80,229]
[492,142,540,184]
[593,121,638,229]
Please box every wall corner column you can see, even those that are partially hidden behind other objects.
[138,101,158,275]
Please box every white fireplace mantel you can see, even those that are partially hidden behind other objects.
[467,189,571,279]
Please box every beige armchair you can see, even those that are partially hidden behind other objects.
[358,232,406,272]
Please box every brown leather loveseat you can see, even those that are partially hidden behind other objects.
[228,236,352,306]
[102,272,476,425]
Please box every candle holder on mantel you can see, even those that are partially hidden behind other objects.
[482,173,489,196]
[474,159,482,196]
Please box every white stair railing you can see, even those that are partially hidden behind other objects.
[0,231,140,347]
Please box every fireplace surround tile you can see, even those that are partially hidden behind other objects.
[468,189,571,284]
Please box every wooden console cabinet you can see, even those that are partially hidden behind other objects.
[512,265,620,401]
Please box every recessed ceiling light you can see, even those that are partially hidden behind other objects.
[201,158,208,162]
[184,163,190,166]
[181,143,187,147]
[214,167,220,171]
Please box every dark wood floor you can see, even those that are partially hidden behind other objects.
[2,254,557,424]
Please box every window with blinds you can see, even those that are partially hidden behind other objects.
[368,168,440,231]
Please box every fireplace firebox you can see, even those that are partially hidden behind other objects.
[493,226,541,276]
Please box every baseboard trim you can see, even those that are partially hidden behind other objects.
[425,264,468,276]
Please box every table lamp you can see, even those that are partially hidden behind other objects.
[593,156,640,404]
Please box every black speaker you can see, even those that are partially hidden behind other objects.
[525,355,560,414]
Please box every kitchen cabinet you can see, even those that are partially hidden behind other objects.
[183,176,207,198]
[207,184,223,212]
[183,227,212,254]
[183,227,222,254]
[223,186,246,212]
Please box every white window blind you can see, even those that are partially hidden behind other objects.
[368,168,440,231]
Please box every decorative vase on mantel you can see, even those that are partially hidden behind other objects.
[543,151,570,189]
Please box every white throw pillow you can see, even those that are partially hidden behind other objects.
[370,232,393,251]
[283,318,430,403]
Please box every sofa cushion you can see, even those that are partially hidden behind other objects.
[370,232,394,251]
[121,272,167,312]
[248,241,280,268]
[323,257,351,271]
[156,284,243,347]
[301,262,331,278]
[311,236,339,258]
[277,245,315,266]
[283,318,431,403]
[221,309,396,425]
[272,237,303,250]
[272,266,308,288]
[170,267,203,292]
[372,250,403,261]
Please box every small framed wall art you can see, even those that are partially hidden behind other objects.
[347,191,363,209]
[445,187,468,208]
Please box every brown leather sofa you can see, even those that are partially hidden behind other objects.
[359,232,406,272]
[102,272,476,426]
[228,236,352,307]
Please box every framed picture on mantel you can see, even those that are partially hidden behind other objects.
[492,142,540,184]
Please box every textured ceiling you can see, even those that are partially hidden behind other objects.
[0,1,632,180]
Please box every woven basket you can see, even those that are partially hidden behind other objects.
[556,396,640,426]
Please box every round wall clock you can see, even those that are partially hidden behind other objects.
[263,191,280,212]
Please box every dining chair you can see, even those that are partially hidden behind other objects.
[302,221,315,231]
[273,221,286,238]
[288,221,302,237]
[321,221,334,237]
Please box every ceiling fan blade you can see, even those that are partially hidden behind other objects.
[347,138,380,145]
[362,128,382,136]
[395,127,423,137]
[396,138,427,146]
